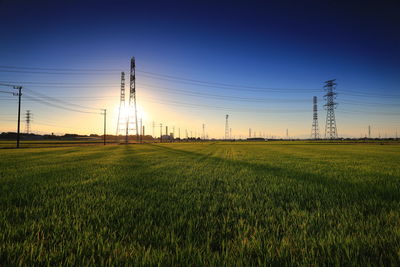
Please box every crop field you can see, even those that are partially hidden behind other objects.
[1,142,399,265]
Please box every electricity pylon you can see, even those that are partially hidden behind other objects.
[311,96,320,139]
[116,72,126,141]
[225,115,229,140]
[126,57,139,142]
[25,110,32,134]
[324,79,338,139]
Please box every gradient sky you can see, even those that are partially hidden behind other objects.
[0,0,399,138]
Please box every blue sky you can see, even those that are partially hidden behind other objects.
[0,0,399,138]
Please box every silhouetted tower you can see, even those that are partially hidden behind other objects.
[202,124,205,140]
[368,125,371,139]
[249,128,251,138]
[25,110,31,134]
[126,57,139,142]
[225,115,229,140]
[311,96,320,139]
[139,118,143,143]
[286,129,288,139]
[116,72,126,139]
[324,79,338,139]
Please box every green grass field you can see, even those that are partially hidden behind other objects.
[1,142,399,265]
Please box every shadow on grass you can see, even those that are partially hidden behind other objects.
[148,143,399,204]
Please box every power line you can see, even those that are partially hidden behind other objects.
[0,65,121,72]
[23,94,101,115]
[0,65,319,91]
[0,90,14,94]
[0,69,119,75]
[137,70,321,92]
[340,92,400,99]
[24,88,102,111]
[139,73,320,92]
[0,80,117,85]
[137,82,311,102]
[1,65,400,96]
[140,96,310,113]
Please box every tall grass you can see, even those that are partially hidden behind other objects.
[0,142,399,265]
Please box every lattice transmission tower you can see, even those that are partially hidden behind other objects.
[25,110,32,134]
[126,57,139,143]
[324,79,338,139]
[311,96,320,139]
[116,72,126,139]
[225,115,229,140]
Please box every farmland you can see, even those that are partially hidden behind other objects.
[0,142,399,265]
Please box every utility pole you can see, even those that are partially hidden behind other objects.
[230,128,232,140]
[25,110,32,134]
[152,121,155,138]
[178,128,181,140]
[14,86,22,148]
[142,125,145,142]
[249,128,251,138]
[311,96,320,139]
[103,109,107,145]
[286,129,288,139]
[368,125,371,139]
[202,123,205,140]
[324,79,338,139]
